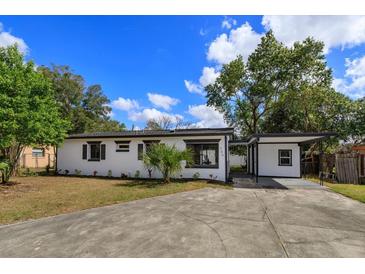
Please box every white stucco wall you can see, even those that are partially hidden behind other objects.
[57,135,228,181]
[258,143,300,177]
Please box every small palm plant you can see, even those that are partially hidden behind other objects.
[143,143,192,183]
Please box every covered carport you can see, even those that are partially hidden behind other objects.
[229,132,337,186]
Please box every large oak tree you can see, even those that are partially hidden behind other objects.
[206,31,334,136]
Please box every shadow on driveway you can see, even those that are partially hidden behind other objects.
[232,176,324,190]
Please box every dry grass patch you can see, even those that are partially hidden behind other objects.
[0,176,231,225]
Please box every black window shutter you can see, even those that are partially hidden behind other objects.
[138,144,143,160]
[101,144,106,160]
[82,144,87,159]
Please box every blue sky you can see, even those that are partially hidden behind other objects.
[0,16,364,129]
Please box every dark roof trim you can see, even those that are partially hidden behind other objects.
[249,132,337,138]
[114,140,131,144]
[66,128,234,139]
[245,132,337,145]
[184,139,221,143]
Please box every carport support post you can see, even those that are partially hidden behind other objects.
[319,140,324,186]
[255,142,259,184]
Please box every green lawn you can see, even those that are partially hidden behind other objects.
[308,177,365,203]
[0,176,231,225]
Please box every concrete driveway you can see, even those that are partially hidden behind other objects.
[0,187,365,257]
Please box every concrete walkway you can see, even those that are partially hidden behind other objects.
[0,187,365,257]
[232,177,324,189]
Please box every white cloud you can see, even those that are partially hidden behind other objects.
[129,108,183,123]
[332,55,365,99]
[184,67,220,96]
[147,92,179,110]
[111,97,139,111]
[221,17,237,30]
[184,80,203,95]
[199,67,220,87]
[0,23,28,54]
[207,22,262,64]
[188,105,227,128]
[262,16,365,53]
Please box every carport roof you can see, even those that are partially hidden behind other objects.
[229,132,337,145]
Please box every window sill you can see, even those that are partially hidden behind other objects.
[185,165,219,169]
[88,159,100,162]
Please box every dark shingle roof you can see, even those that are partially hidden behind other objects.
[66,127,234,139]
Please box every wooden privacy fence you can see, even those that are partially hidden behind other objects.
[335,153,359,184]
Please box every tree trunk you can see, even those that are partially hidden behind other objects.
[163,169,170,183]
[3,143,24,176]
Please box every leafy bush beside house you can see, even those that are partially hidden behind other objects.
[0,161,10,183]
[143,144,193,183]
[0,46,70,181]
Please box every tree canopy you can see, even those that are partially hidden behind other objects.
[38,65,126,134]
[0,46,70,175]
[145,117,194,130]
[206,31,360,142]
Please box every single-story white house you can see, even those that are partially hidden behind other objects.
[57,128,233,182]
[57,129,336,182]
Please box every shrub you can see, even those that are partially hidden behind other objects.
[93,170,98,176]
[75,169,82,176]
[107,170,112,177]
[121,172,128,179]
[143,143,192,183]
[147,168,153,178]
[65,169,69,175]
[134,170,140,178]
[192,172,200,180]
[0,161,10,183]
[22,168,37,177]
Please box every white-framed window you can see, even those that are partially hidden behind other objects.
[278,149,292,166]
[32,148,45,157]
[185,141,219,168]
